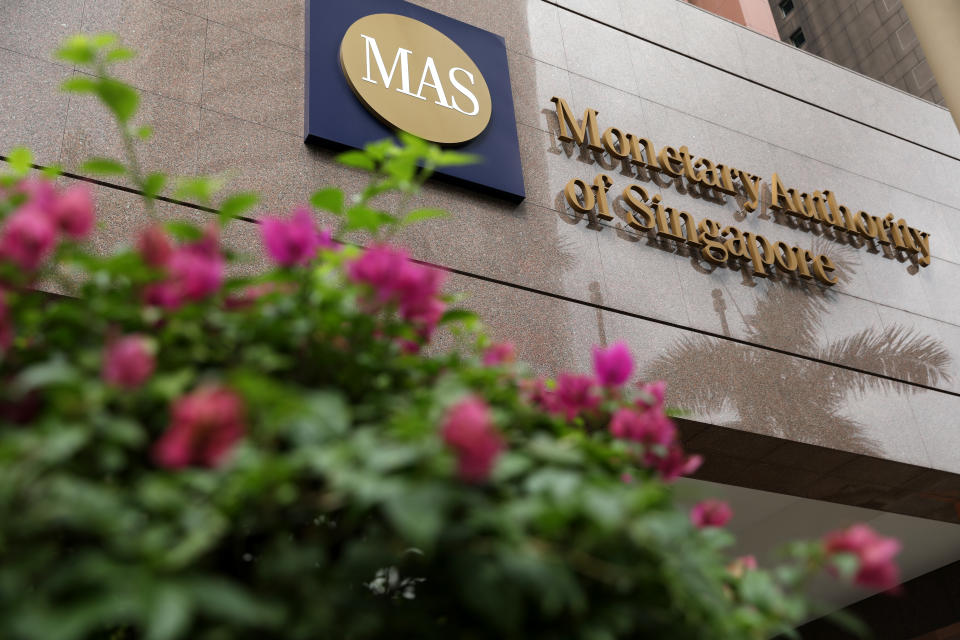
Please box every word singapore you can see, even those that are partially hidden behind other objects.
[552,97,932,286]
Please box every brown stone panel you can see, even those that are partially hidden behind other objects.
[0,0,84,65]
[0,48,70,165]
[201,21,304,135]
[81,0,206,105]
[207,0,305,50]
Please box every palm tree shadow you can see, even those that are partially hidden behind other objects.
[643,238,952,457]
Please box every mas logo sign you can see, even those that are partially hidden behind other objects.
[306,1,524,201]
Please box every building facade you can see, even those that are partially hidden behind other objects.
[2,0,960,634]
[767,0,945,105]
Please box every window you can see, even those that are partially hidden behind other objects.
[789,27,805,47]
[779,0,794,18]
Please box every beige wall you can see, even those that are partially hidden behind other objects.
[2,0,960,521]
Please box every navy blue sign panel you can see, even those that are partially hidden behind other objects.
[304,0,525,201]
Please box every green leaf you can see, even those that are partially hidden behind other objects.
[15,357,79,392]
[439,308,478,326]
[96,77,139,123]
[56,35,95,65]
[80,157,127,176]
[336,150,376,171]
[6,147,33,175]
[60,75,98,94]
[310,187,344,214]
[383,486,447,548]
[105,47,136,63]
[164,220,204,242]
[830,552,860,581]
[145,584,191,640]
[434,149,480,167]
[41,164,63,179]
[91,33,119,48]
[142,172,167,199]
[173,175,225,205]
[401,208,447,226]
[136,126,153,140]
[344,204,392,233]
[189,578,284,627]
[218,192,259,226]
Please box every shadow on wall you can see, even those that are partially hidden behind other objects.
[641,238,951,457]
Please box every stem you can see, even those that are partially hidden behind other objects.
[97,61,156,220]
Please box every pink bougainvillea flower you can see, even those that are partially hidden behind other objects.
[405,296,446,338]
[690,499,733,529]
[347,244,409,301]
[51,183,95,239]
[317,227,337,250]
[102,335,155,389]
[153,386,245,469]
[442,396,504,483]
[137,224,173,268]
[261,206,328,267]
[0,206,58,271]
[592,341,634,387]
[636,380,667,409]
[16,177,57,211]
[483,342,516,366]
[728,555,758,578]
[395,260,445,313]
[646,445,702,482]
[824,524,902,591]
[143,227,225,309]
[608,406,676,447]
[524,377,559,414]
[0,290,12,350]
[168,245,225,302]
[551,373,600,421]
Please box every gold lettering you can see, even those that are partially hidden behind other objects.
[654,201,700,245]
[854,211,878,239]
[745,232,775,278]
[693,157,721,188]
[657,146,684,177]
[563,177,595,213]
[738,170,762,213]
[872,214,892,245]
[812,254,838,285]
[824,190,857,232]
[773,241,798,273]
[622,185,655,230]
[769,173,798,213]
[591,174,614,221]
[791,247,815,280]
[722,225,750,259]
[601,127,630,160]
[698,219,728,263]
[715,164,738,195]
[551,96,602,151]
[793,192,824,221]
[626,134,661,172]
[910,228,931,266]
[679,146,697,183]
[886,214,917,251]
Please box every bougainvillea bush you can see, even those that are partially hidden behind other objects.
[0,35,900,640]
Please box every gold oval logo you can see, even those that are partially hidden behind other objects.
[339,13,493,145]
